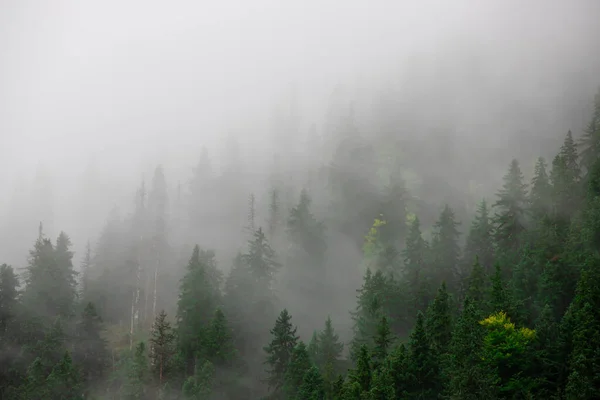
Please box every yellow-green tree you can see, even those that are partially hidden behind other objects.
[479,312,536,397]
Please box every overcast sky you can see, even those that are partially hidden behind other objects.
[1,0,600,189]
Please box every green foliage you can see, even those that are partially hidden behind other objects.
[264,309,299,394]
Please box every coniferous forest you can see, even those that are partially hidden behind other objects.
[1,84,600,399]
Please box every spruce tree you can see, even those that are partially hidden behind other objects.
[74,302,109,389]
[425,282,452,357]
[298,365,326,400]
[530,157,552,223]
[124,342,149,400]
[466,256,487,306]
[176,246,222,371]
[0,264,19,338]
[263,309,299,395]
[205,308,237,366]
[149,310,176,385]
[402,217,432,314]
[494,159,528,256]
[284,342,313,399]
[372,315,394,370]
[317,316,344,374]
[431,205,461,292]
[462,199,494,275]
[406,311,439,399]
[447,297,496,399]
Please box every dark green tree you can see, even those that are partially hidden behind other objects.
[298,365,326,400]
[462,199,495,276]
[493,159,528,256]
[406,311,439,399]
[431,205,461,292]
[176,246,222,371]
[74,302,109,390]
[402,217,432,314]
[264,309,299,395]
[284,342,313,399]
[149,309,176,385]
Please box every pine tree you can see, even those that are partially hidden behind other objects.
[466,257,487,306]
[462,199,494,275]
[530,157,552,223]
[124,342,149,400]
[243,227,281,284]
[431,205,461,292]
[564,261,600,399]
[149,310,176,385]
[425,282,453,357]
[387,344,410,399]
[74,302,109,388]
[205,308,237,366]
[44,351,83,399]
[369,365,395,400]
[176,246,222,371]
[0,264,19,338]
[316,316,344,374]
[182,359,214,400]
[348,344,371,394]
[372,315,393,370]
[494,159,528,255]
[579,87,600,171]
[402,217,432,314]
[284,342,313,399]
[23,231,78,322]
[532,304,560,398]
[447,297,496,399]
[298,365,326,400]
[263,309,299,395]
[406,311,439,399]
[267,186,282,241]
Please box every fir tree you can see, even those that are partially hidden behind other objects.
[205,308,237,366]
[462,199,494,275]
[425,282,453,357]
[316,316,344,374]
[529,157,552,223]
[263,309,299,395]
[284,342,313,399]
[466,257,487,306]
[494,159,528,255]
[372,315,394,370]
[298,365,326,400]
[149,310,176,385]
[124,342,149,400]
[176,246,222,371]
[0,264,19,338]
[74,302,109,389]
[402,217,432,313]
[406,311,439,399]
[431,205,461,292]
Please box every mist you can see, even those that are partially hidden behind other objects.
[1,1,600,398]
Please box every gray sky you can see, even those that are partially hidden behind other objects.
[1,0,600,200]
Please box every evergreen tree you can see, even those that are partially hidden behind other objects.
[431,205,461,292]
[494,159,528,256]
[44,351,83,400]
[462,199,494,275]
[579,87,600,171]
[264,309,299,395]
[298,365,326,400]
[74,302,109,389]
[402,217,432,314]
[348,344,372,394]
[176,246,222,371]
[531,304,560,398]
[124,341,149,400]
[447,297,495,400]
[529,157,552,223]
[182,360,214,400]
[425,282,453,357]
[466,257,487,306]
[406,311,439,399]
[372,315,394,370]
[284,342,313,399]
[0,264,18,338]
[205,308,237,366]
[316,316,344,374]
[149,310,176,385]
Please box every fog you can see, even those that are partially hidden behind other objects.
[2,0,600,397]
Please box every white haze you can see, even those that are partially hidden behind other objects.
[1,0,600,265]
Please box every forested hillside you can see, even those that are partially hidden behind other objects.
[1,84,600,399]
